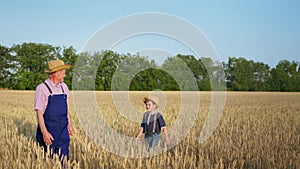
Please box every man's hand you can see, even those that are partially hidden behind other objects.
[43,131,54,145]
[68,124,75,136]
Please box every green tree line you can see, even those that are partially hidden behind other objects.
[0,43,299,91]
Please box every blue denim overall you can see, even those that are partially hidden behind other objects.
[36,82,70,160]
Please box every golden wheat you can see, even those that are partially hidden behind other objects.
[0,91,299,168]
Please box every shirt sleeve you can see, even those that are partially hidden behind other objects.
[157,113,166,129]
[140,113,147,131]
[34,84,47,111]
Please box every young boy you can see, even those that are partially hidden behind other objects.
[136,96,170,151]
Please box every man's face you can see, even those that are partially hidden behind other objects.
[145,101,156,113]
[55,69,66,83]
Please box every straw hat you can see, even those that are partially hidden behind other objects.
[143,96,160,106]
[45,59,71,74]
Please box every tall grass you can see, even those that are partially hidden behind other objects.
[0,91,299,168]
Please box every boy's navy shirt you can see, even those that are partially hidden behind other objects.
[140,112,166,134]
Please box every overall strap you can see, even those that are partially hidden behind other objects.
[43,81,65,94]
[43,82,53,94]
[152,113,157,133]
[61,85,65,94]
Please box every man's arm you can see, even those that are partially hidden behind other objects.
[36,110,54,145]
[65,84,75,136]
[67,110,75,135]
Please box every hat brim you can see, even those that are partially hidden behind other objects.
[143,97,159,105]
[45,64,71,74]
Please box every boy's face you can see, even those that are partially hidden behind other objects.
[145,101,156,113]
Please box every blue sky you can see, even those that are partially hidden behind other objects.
[1,0,299,67]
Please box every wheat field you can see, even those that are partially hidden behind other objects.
[0,91,299,169]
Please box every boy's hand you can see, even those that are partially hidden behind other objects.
[165,136,171,145]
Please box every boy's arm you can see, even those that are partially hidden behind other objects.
[162,127,171,145]
[136,127,144,139]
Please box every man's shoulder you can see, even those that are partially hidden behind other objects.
[36,81,47,90]
[60,82,68,86]
[61,82,69,91]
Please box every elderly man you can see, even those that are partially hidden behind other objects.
[35,59,75,164]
